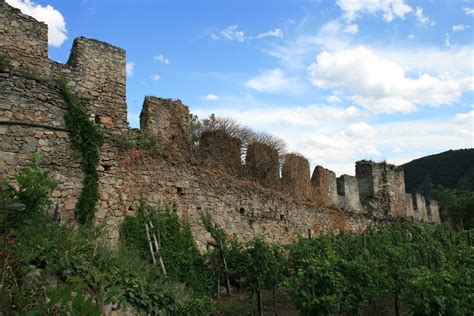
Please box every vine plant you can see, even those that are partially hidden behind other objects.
[58,79,103,226]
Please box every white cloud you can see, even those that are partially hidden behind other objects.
[6,0,67,47]
[326,95,342,103]
[126,61,135,77]
[343,23,359,34]
[454,110,474,138]
[256,28,283,39]
[153,54,170,64]
[415,6,435,26]
[150,74,161,81]
[408,34,415,40]
[213,25,246,42]
[203,94,219,101]
[452,24,470,32]
[463,7,474,16]
[336,0,412,22]
[246,68,302,94]
[308,46,466,113]
[342,122,376,138]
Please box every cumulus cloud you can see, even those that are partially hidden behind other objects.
[203,94,219,101]
[336,0,412,22]
[126,61,135,77]
[150,74,161,81]
[256,28,283,39]
[246,68,302,94]
[153,54,170,64]
[6,0,67,47]
[452,24,470,32]
[308,46,466,113]
[212,25,246,42]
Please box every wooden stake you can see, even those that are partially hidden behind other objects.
[144,221,157,264]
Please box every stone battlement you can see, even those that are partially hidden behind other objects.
[0,1,440,248]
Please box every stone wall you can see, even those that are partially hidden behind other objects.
[245,142,280,187]
[311,166,338,207]
[0,0,49,76]
[140,97,190,153]
[0,0,440,249]
[337,175,364,213]
[282,154,311,201]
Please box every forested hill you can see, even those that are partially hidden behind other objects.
[402,148,474,196]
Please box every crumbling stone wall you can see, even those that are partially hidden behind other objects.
[198,130,242,173]
[140,97,190,153]
[311,166,338,207]
[0,0,48,75]
[0,71,83,222]
[245,142,280,187]
[427,199,441,224]
[0,0,440,248]
[337,175,364,213]
[282,154,311,201]
[413,194,429,222]
[355,161,412,219]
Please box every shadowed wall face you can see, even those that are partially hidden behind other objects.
[198,131,242,172]
[282,154,311,201]
[245,142,280,187]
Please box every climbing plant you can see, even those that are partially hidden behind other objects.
[58,79,103,226]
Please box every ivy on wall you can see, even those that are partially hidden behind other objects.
[58,79,103,226]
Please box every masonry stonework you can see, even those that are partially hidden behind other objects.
[0,1,440,249]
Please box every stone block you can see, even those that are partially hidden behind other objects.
[245,142,280,187]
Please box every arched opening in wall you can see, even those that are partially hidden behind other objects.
[280,214,285,221]
[94,114,100,124]
[177,187,185,196]
[171,135,176,141]
[239,207,246,216]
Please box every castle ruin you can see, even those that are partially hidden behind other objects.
[0,1,440,250]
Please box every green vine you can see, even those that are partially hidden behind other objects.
[58,78,103,226]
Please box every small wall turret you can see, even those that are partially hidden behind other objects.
[310,166,338,207]
[337,175,364,213]
[282,154,311,200]
[245,142,280,187]
[199,130,242,172]
[413,194,429,222]
[427,199,441,224]
[140,96,191,152]
[356,161,409,218]
[66,37,128,136]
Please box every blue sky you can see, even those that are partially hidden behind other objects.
[7,0,474,175]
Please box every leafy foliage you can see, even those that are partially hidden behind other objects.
[58,78,104,226]
[120,203,216,297]
[15,154,57,214]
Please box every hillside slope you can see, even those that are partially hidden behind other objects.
[402,148,474,196]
